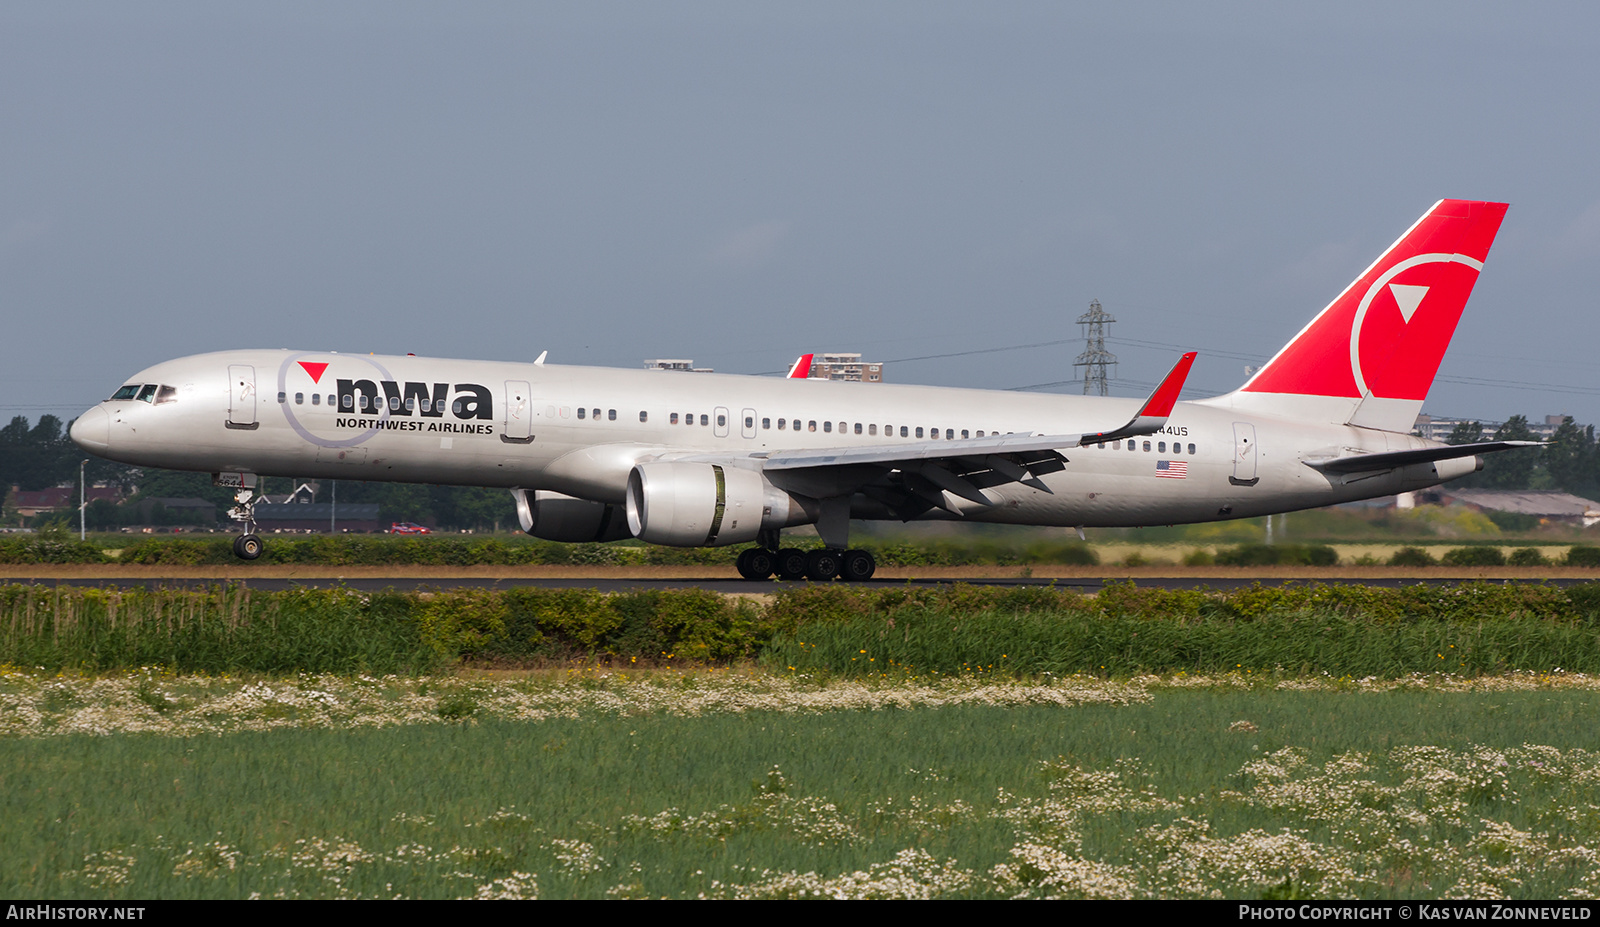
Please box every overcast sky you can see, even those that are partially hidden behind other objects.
[4,2,1599,427]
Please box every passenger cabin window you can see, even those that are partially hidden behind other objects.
[312,394,321,406]
[916,427,924,438]
[808,421,816,432]
[327,395,335,407]
[900,426,908,437]
[1143,441,1152,452]
[869,424,877,436]
[777,418,786,430]
[593,408,601,421]
[744,415,753,429]
[762,417,770,429]
[824,421,832,433]
[405,398,415,411]
[716,413,725,427]
[111,385,141,401]
[609,409,617,421]
[295,392,304,405]
[700,414,708,426]
[854,423,862,435]
[578,408,587,419]
[640,411,648,422]
[1188,443,1196,455]
[669,412,677,424]
[276,391,286,404]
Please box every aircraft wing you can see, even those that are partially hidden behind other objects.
[1303,440,1543,475]
[717,353,1198,515]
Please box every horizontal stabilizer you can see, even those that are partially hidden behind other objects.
[1303,440,1542,475]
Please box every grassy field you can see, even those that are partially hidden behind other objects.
[10,581,1600,899]
[6,668,1600,899]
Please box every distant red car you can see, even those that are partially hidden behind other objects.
[388,522,431,535]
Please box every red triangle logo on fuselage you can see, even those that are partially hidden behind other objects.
[298,361,330,384]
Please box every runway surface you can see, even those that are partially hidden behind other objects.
[6,574,1596,593]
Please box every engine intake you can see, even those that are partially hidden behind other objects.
[512,489,633,542]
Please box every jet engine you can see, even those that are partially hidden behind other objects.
[1400,455,1479,489]
[625,461,808,547]
[512,489,633,542]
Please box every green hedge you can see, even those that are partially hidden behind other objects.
[0,585,772,674]
[0,537,109,565]
[763,581,1600,679]
[9,581,1600,678]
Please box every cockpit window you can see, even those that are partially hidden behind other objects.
[135,384,158,403]
[111,385,140,401]
[155,385,179,404]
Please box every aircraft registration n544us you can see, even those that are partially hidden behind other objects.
[72,199,1536,579]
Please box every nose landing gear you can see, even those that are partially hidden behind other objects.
[223,480,264,561]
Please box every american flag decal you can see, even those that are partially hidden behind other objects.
[1156,460,1188,479]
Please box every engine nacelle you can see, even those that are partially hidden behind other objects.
[625,461,807,547]
[1401,455,1480,489]
[512,489,633,542]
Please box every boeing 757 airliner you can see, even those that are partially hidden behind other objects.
[71,199,1536,580]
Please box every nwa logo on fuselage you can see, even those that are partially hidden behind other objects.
[277,353,499,450]
[336,379,493,420]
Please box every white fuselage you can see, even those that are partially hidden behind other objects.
[71,348,1466,533]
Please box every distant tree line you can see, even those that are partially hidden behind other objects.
[1442,415,1599,497]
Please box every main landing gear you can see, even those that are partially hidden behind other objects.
[735,545,876,582]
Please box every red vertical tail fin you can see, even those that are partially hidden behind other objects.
[1224,199,1507,433]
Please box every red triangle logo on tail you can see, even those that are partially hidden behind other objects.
[298,361,330,384]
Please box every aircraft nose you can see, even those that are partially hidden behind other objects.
[71,406,110,452]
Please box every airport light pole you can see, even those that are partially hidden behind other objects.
[79,459,88,541]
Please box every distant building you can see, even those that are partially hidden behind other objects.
[808,353,883,383]
[135,497,218,524]
[644,359,714,373]
[252,503,382,533]
[1428,489,1600,528]
[9,485,123,518]
[1414,414,1565,442]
